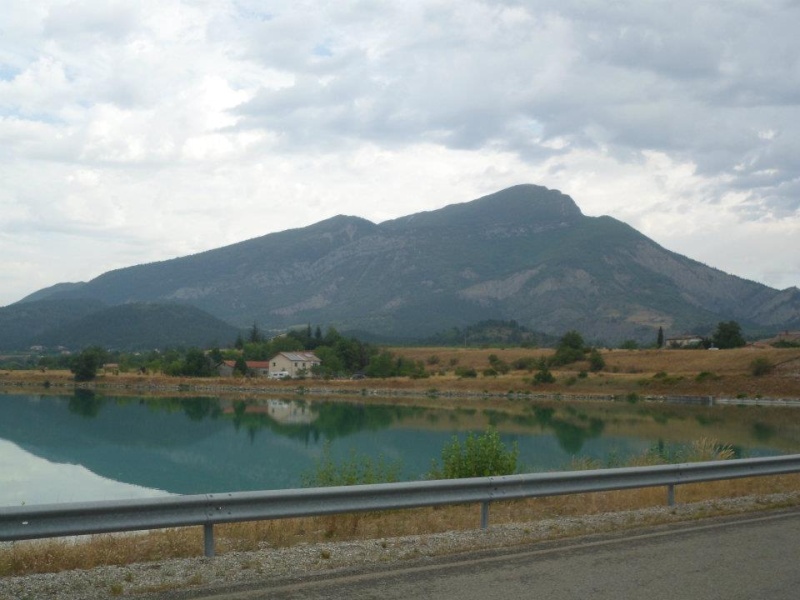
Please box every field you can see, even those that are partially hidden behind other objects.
[2,346,798,400]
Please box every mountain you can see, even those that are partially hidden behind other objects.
[8,184,800,347]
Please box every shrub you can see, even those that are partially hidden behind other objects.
[428,429,518,479]
[533,367,555,384]
[588,348,605,372]
[695,371,720,382]
[772,339,800,348]
[750,357,774,377]
[454,366,478,378]
[550,330,587,366]
[512,357,537,371]
[487,354,510,374]
[302,442,402,487]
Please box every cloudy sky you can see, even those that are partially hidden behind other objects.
[2,0,799,307]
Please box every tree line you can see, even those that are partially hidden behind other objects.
[34,320,753,382]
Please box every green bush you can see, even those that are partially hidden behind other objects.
[550,330,587,366]
[302,442,402,487]
[455,366,478,378]
[533,367,555,384]
[695,371,720,382]
[588,348,605,372]
[487,354,510,374]
[512,357,538,371]
[750,357,774,377]
[429,429,519,479]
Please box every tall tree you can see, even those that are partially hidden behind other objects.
[712,321,746,349]
[551,330,586,366]
[233,356,249,377]
[657,326,664,348]
[70,346,108,382]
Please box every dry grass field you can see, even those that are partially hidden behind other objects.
[2,346,799,400]
[390,345,800,398]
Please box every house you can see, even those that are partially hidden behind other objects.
[666,335,704,348]
[218,360,271,377]
[268,352,322,378]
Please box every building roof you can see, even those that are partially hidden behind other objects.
[221,360,271,369]
[247,361,272,369]
[274,352,321,362]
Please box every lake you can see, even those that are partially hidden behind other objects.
[1,391,799,507]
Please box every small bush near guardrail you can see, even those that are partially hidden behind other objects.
[428,429,519,479]
[301,441,402,487]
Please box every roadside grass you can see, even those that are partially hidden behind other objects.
[3,472,798,578]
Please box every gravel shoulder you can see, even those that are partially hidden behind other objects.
[2,492,798,600]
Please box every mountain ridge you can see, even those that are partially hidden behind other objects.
[7,184,799,348]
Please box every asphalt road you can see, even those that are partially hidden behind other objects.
[175,509,800,600]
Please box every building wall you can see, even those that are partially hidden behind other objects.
[270,354,320,377]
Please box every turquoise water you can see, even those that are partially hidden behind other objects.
[1,392,797,507]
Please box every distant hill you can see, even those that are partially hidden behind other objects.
[18,281,88,304]
[0,298,107,351]
[0,301,240,351]
[40,303,241,351]
[7,184,800,348]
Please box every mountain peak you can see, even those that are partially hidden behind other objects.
[382,184,582,233]
[7,183,797,347]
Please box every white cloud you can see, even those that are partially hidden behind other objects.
[0,0,798,307]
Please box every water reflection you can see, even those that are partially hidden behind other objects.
[68,388,105,417]
[1,391,798,507]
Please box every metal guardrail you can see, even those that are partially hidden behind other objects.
[2,454,799,557]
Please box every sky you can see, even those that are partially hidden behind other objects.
[2,0,799,308]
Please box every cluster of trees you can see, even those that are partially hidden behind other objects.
[234,324,373,377]
[42,347,224,380]
[236,324,422,378]
[59,324,422,382]
[623,321,749,351]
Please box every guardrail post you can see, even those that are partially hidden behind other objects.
[204,523,215,558]
[480,501,490,530]
[667,484,675,507]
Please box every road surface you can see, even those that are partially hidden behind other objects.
[166,509,800,600]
